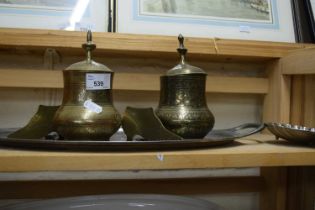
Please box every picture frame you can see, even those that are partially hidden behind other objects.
[305,0,315,41]
[0,0,110,32]
[291,0,315,42]
[116,0,296,42]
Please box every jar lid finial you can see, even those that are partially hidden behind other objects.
[82,30,96,62]
[177,34,187,57]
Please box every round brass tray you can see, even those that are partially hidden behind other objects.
[0,124,264,151]
[0,137,234,151]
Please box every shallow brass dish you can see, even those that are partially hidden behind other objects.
[8,105,58,139]
[122,107,182,141]
[266,123,315,145]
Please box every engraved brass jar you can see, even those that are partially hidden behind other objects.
[53,31,121,140]
[156,35,215,139]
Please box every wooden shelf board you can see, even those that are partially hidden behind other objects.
[0,134,314,172]
[0,69,269,94]
[0,28,310,62]
[282,48,315,75]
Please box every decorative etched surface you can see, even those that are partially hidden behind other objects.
[159,75,207,107]
[157,74,214,138]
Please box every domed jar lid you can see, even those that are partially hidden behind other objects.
[65,30,113,72]
[166,34,206,76]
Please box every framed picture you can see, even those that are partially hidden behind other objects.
[117,0,296,42]
[305,0,315,41]
[291,0,315,42]
[0,0,110,32]
[306,0,315,21]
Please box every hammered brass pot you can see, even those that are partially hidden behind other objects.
[156,35,214,139]
[53,31,121,140]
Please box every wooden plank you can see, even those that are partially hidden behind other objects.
[282,48,315,75]
[0,69,62,89]
[290,75,315,127]
[0,69,269,94]
[0,176,264,199]
[0,28,309,61]
[286,167,304,210]
[212,38,308,58]
[0,134,315,172]
[262,59,292,210]
[290,76,305,125]
[287,167,315,210]
[260,167,288,210]
[207,76,268,94]
[261,59,292,210]
[286,72,315,210]
[263,60,291,123]
[116,72,269,94]
[304,76,315,127]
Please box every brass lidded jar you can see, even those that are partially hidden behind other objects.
[53,31,121,140]
[156,35,215,139]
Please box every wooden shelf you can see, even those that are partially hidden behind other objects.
[0,69,269,94]
[0,134,314,173]
[0,28,314,208]
[282,48,315,75]
[0,28,310,62]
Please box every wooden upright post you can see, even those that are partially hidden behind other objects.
[261,59,292,210]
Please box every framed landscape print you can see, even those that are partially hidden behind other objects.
[117,0,296,42]
[0,0,109,32]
